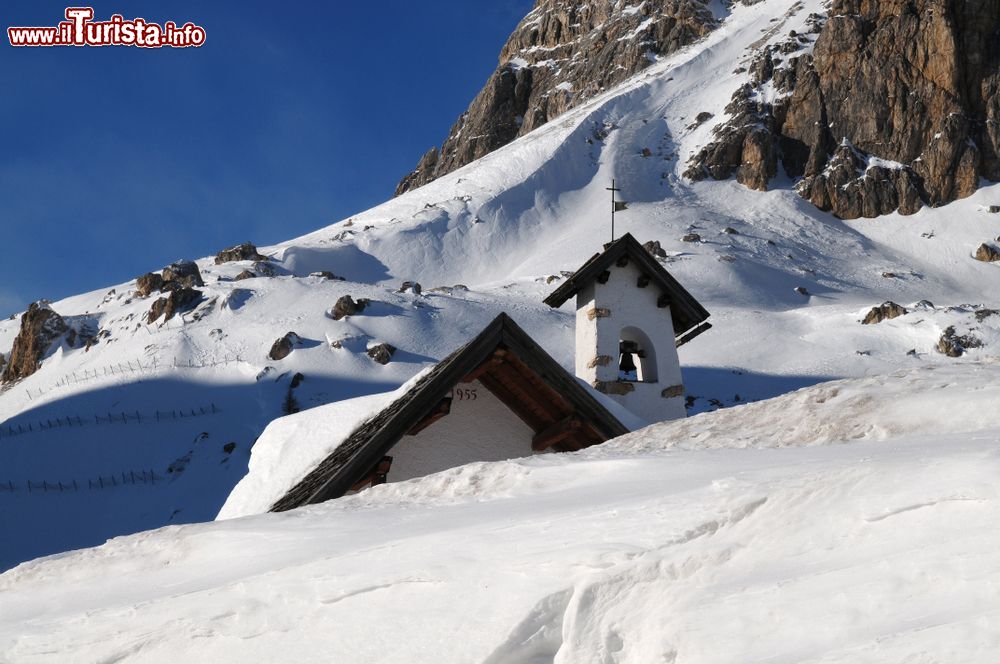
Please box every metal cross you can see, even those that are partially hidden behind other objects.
[607,179,622,242]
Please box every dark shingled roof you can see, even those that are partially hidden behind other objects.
[270,313,630,512]
[543,232,711,338]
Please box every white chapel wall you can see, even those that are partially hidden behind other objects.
[574,260,686,423]
[387,380,537,483]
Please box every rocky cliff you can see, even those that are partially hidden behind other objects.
[395,0,720,195]
[1,303,67,384]
[687,0,1000,219]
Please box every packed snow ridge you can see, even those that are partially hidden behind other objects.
[3,362,999,662]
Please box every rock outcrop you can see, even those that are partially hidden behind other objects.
[215,242,267,265]
[135,272,164,297]
[331,296,368,321]
[161,260,204,288]
[974,243,1000,262]
[688,1,1000,218]
[396,0,719,195]
[936,325,983,357]
[1,303,68,383]
[367,343,396,365]
[861,301,908,325]
[268,332,301,361]
[147,287,202,324]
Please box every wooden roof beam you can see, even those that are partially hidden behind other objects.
[490,362,565,423]
[406,397,452,435]
[479,373,548,431]
[461,350,507,383]
[532,415,583,451]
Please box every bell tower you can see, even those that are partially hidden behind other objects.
[544,234,711,424]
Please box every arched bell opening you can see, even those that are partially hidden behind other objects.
[618,326,658,383]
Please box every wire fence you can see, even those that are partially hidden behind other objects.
[0,468,165,495]
[0,403,222,440]
[23,354,245,401]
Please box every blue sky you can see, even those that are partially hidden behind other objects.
[0,1,533,316]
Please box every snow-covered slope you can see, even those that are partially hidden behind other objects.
[3,362,999,663]
[1,0,998,570]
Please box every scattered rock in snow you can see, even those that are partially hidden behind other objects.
[331,296,368,321]
[975,309,999,322]
[162,260,204,288]
[166,451,193,476]
[234,270,256,281]
[794,286,810,296]
[974,243,1000,262]
[268,332,301,361]
[687,111,714,129]
[643,240,667,258]
[367,343,396,365]
[913,300,936,311]
[722,227,739,235]
[215,242,267,265]
[881,272,898,279]
[135,272,164,297]
[398,281,422,295]
[545,275,561,284]
[309,271,345,281]
[862,301,908,325]
[252,261,277,277]
[290,372,305,389]
[988,205,1000,213]
[0,302,68,384]
[147,288,202,325]
[223,442,236,455]
[681,233,701,243]
[936,326,983,358]
[641,147,653,157]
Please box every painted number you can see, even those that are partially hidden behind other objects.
[454,388,478,401]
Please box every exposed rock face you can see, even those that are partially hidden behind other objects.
[269,332,301,361]
[147,287,202,324]
[688,1,1000,218]
[215,242,267,265]
[234,270,256,281]
[396,0,720,195]
[367,343,396,365]
[162,260,204,288]
[862,301,908,325]
[1,303,68,383]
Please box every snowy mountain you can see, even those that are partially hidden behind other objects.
[1,0,998,601]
